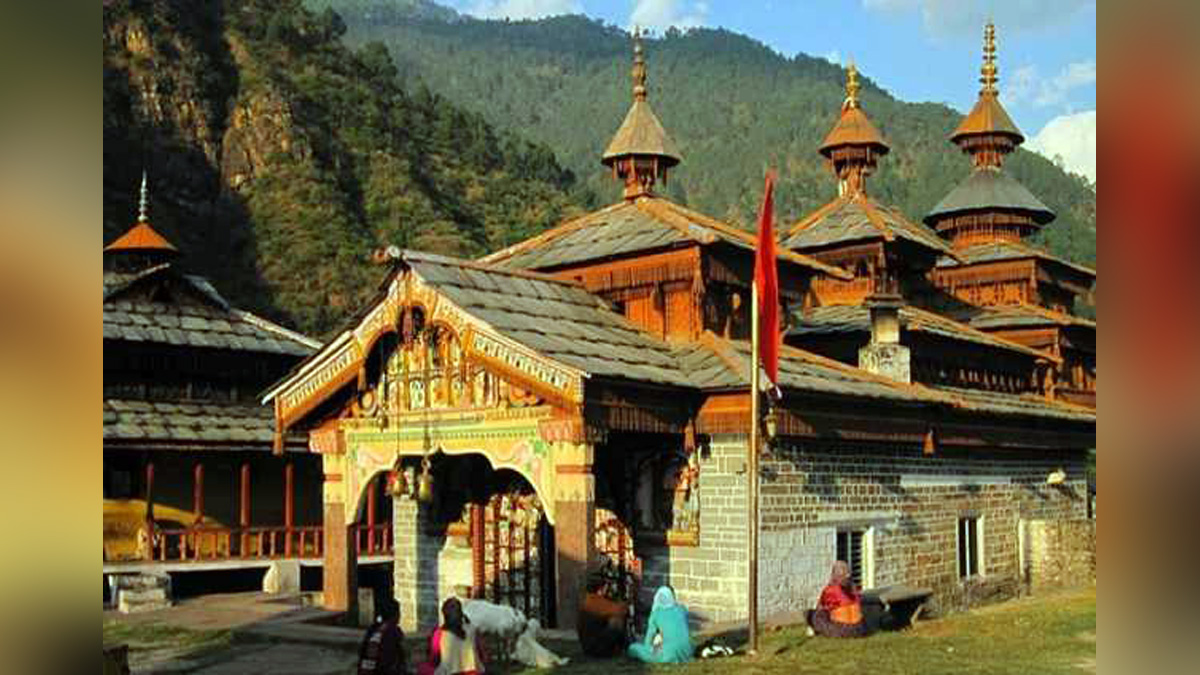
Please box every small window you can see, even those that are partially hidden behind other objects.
[836,529,867,587]
[958,516,982,578]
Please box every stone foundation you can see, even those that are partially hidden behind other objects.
[1026,518,1096,590]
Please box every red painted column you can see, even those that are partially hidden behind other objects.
[366,475,377,554]
[240,462,251,556]
[284,462,295,556]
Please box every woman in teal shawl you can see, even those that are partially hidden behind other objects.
[628,586,693,664]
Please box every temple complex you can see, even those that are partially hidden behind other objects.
[263,27,1096,632]
[103,175,391,609]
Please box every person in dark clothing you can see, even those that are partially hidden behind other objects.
[577,574,629,657]
[358,598,409,675]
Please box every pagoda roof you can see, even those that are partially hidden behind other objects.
[602,99,682,166]
[784,193,955,257]
[266,250,1094,431]
[786,304,1054,362]
[479,196,850,279]
[104,221,178,253]
[103,264,320,357]
[950,93,1024,144]
[936,240,1096,279]
[925,167,1055,225]
[819,105,889,156]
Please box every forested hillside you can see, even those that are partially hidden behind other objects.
[323,4,1096,274]
[103,0,580,336]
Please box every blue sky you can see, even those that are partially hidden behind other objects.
[445,1,1097,181]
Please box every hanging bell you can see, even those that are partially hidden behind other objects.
[417,458,434,503]
[387,470,407,498]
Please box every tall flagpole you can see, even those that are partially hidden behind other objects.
[748,281,761,656]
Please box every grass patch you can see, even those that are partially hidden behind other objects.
[103,619,232,656]
[502,587,1096,675]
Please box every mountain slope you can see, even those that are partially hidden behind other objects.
[326,7,1097,271]
[104,0,579,336]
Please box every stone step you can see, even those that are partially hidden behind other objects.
[116,586,171,614]
[117,593,171,614]
[110,573,170,591]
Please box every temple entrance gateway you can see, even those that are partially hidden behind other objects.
[479,474,555,624]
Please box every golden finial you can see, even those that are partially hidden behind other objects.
[980,20,998,95]
[632,26,648,101]
[845,59,861,109]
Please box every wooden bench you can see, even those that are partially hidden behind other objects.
[861,585,934,629]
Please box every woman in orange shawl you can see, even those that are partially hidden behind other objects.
[806,561,865,638]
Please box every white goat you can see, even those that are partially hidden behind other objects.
[462,599,527,662]
[514,619,569,669]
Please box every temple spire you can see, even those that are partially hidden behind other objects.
[949,20,1023,167]
[104,169,180,271]
[818,62,889,197]
[138,169,151,223]
[601,29,682,200]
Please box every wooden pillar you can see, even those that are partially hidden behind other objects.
[239,462,251,556]
[366,475,378,554]
[323,499,358,617]
[144,459,156,525]
[193,462,205,522]
[471,504,485,598]
[553,444,595,631]
[284,462,295,556]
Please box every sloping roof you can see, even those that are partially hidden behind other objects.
[926,167,1055,225]
[787,304,1054,361]
[602,99,682,165]
[677,332,947,404]
[103,266,320,357]
[103,398,304,450]
[819,105,889,156]
[479,196,849,278]
[783,194,956,257]
[104,222,178,253]
[950,94,1024,144]
[405,251,693,389]
[930,386,1094,423]
[936,240,1097,279]
[951,304,1097,331]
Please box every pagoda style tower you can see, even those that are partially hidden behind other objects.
[782,62,955,307]
[601,29,683,200]
[925,22,1096,407]
[104,171,179,273]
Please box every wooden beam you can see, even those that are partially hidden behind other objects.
[366,474,377,554]
[144,458,155,525]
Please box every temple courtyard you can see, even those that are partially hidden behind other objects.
[103,586,1095,674]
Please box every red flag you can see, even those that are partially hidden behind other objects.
[754,170,780,387]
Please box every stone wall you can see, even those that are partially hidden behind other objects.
[1026,518,1096,591]
[637,435,1090,626]
[392,497,474,632]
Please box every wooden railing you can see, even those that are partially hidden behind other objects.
[355,523,392,556]
[145,524,391,563]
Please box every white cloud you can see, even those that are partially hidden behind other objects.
[1004,60,1095,109]
[466,0,581,21]
[862,0,1093,38]
[1028,110,1096,183]
[630,0,710,32]
[824,50,843,65]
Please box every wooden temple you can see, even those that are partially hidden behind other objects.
[264,28,1096,631]
[103,175,391,597]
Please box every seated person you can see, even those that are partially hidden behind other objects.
[357,598,409,675]
[806,561,865,638]
[627,586,693,664]
[418,598,488,675]
[578,574,629,657]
